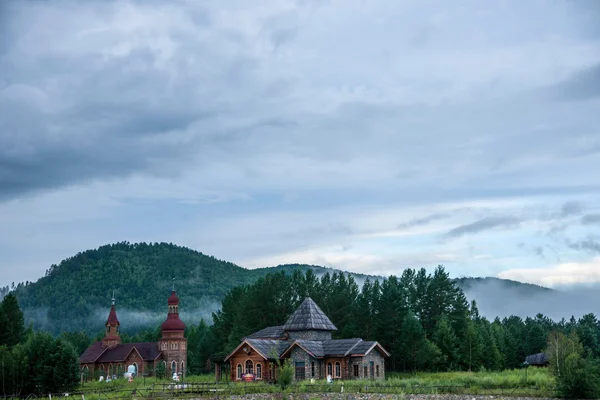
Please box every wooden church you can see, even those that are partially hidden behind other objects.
[220,297,389,382]
[79,290,187,379]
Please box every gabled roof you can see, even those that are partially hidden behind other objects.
[525,352,549,365]
[246,326,286,339]
[293,340,324,357]
[351,341,391,357]
[322,338,362,356]
[224,339,291,362]
[283,297,337,331]
[80,342,108,364]
[280,338,391,359]
[81,342,162,363]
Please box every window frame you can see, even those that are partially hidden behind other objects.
[245,359,254,375]
[256,363,262,379]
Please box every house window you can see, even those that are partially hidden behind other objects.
[245,360,253,375]
[116,326,119,333]
[237,364,242,380]
[311,362,315,377]
[327,362,332,377]
[174,343,178,350]
[363,365,367,377]
[335,362,341,378]
[376,365,380,377]
[256,363,262,379]
[353,364,359,377]
[106,326,110,334]
[171,361,177,374]
[295,361,305,381]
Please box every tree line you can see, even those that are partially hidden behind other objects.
[3,266,600,398]
[0,293,79,397]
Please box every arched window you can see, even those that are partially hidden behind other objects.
[171,361,177,374]
[256,363,262,379]
[335,362,341,378]
[108,363,113,376]
[237,364,242,380]
[245,359,253,375]
[327,362,332,377]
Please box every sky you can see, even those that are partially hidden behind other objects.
[1,0,600,289]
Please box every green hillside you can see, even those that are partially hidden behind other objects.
[5,241,551,335]
[7,242,373,334]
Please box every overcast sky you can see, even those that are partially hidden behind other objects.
[1,0,600,289]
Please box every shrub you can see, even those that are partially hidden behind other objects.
[277,358,294,390]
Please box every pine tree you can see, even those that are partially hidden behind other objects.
[0,294,24,348]
[432,315,459,371]
[398,311,440,372]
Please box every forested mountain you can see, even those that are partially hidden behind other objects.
[1,241,552,334]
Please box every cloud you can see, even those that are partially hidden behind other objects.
[397,213,449,229]
[582,214,600,225]
[498,257,600,287]
[547,63,600,101]
[567,237,600,255]
[1,0,600,289]
[559,201,584,217]
[445,216,522,238]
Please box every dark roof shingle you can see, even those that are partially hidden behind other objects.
[525,352,549,365]
[246,339,291,359]
[90,342,161,363]
[352,340,376,355]
[246,326,286,339]
[283,297,337,331]
[322,338,362,356]
[80,342,107,364]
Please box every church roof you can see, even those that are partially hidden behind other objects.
[281,338,390,358]
[246,325,286,339]
[283,297,337,331]
[80,342,162,364]
[106,305,119,325]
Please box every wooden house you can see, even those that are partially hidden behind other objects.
[221,297,389,382]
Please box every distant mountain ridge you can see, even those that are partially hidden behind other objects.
[3,241,552,334]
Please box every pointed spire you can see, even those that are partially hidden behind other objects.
[283,297,337,331]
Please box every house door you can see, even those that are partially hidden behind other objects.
[295,362,305,381]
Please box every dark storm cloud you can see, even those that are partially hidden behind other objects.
[0,2,280,202]
[397,213,449,229]
[445,216,522,238]
[547,63,600,101]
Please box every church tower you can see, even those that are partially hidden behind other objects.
[102,293,121,348]
[159,289,187,376]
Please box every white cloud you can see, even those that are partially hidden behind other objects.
[498,257,600,287]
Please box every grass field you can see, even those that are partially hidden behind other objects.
[70,368,555,399]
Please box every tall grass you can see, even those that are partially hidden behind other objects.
[70,368,554,399]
